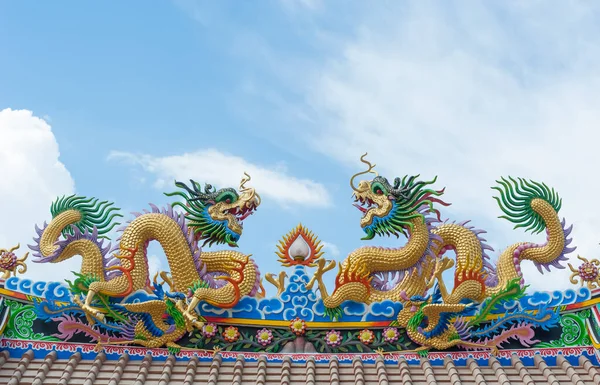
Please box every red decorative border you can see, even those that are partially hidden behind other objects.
[0,338,594,363]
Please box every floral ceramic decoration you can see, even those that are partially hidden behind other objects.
[569,255,600,289]
[358,329,375,345]
[0,244,28,279]
[202,323,217,338]
[256,328,274,346]
[290,317,307,336]
[383,327,399,343]
[325,330,342,347]
[223,326,240,343]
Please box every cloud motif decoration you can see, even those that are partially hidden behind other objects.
[6,274,591,322]
[6,276,71,302]
[200,265,322,321]
[197,266,404,322]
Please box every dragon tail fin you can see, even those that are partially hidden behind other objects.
[491,177,575,273]
[492,177,561,234]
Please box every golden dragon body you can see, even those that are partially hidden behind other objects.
[308,154,573,351]
[30,174,263,332]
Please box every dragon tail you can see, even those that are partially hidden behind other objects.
[462,323,540,350]
[468,305,560,340]
[29,195,123,279]
[491,177,575,287]
[52,314,134,343]
[459,305,560,350]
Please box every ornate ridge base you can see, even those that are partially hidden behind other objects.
[1,340,599,385]
[0,338,597,365]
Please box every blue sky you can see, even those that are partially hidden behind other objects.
[2,0,600,295]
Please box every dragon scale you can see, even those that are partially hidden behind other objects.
[308,154,573,352]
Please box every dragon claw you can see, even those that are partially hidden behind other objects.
[434,257,454,277]
[182,309,204,332]
[93,341,104,353]
[73,296,105,324]
[307,259,334,290]
[489,346,499,356]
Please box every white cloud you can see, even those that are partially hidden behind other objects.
[321,241,340,257]
[107,148,331,208]
[255,1,600,292]
[0,108,78,283]
[147,255,163,279]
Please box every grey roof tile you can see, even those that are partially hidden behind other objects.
[1,348,599,384]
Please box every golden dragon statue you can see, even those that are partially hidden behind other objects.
[308,154,572,352]
[30,173,263,335]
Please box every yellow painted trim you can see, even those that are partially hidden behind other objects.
[204,317,390,328]
[568,297,600,309]
[0,288,70,307]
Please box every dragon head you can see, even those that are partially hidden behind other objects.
[166,172,261,247]
[350,153,449,240]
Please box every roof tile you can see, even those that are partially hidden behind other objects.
[184,355,199,385]
[158,354,175,385]
[329,354,340,385]
[83,351,105,385]
[107,352,127,385]
[1,348,600,384]
[398,356,413,385]
[580,355,600,385]
[375,355,388,385]
[511,353,535,385]
[31,350,57,385]
[352,355,365,385]
[256,354,268,385]
[7,348,33,385]
[232,354,245,385]
[466,358,487,385]
[557,353,586,385]
[534,353,560,385]
[419,356,437,385]
[60,351,82,385]
[489,355,511,385]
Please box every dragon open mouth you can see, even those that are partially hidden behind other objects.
[228,204,257,226]
[353,196,375,215]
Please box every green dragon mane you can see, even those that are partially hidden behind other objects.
[364,175,449,239]
[492,177,562,234]
[165,180,240,246]
[50,195,122,238]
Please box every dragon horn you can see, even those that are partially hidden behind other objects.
[400,290,410,301]
[240,172,251,191]
[240,171,261,206]
[350,153,378,192]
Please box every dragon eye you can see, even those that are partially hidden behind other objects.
[217,191,238,204]
[372,183,385,195]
